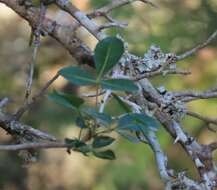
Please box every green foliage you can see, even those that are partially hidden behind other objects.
[92,136,115,148]
[118,113,160,132]
[58,37,137,92]
[101,79,138,92]
[82,108,112,126]
[65,137,116,160]
[75,117,87,128]
[94,37,124,79]
[65,138,91,155]
[93,150,116,160]
[49,37,159,160]
[59,66,97,86]
[48,90,84,111]
[116,130,140,143]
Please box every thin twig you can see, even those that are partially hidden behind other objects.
[134,69,191,80]
[25,3,47,99]
[176,30,217,61]
[98,22,127,31]
[15,73,59,119]
[88,0,157,18]
[187,111,217,126]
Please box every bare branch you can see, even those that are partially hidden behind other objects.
[55,0,106,40]
[173,87,217,102]
[145,131,171,181]
[0,141,68,151]
[209,142,217,152]
[0,0,94,66]
[89,0,157,18]
[0,97,10,108]
[177,30,217,61]
[134,68,191,80]
[0,112,57,141]
[187,111,217,126]
[98,22,128,31]
[15,73,59,119]
[25,3,47,99]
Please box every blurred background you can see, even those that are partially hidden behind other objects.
[0,0,217,189]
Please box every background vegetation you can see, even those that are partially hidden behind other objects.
[0,0,216,189]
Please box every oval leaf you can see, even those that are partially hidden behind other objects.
[116,130,140,143]
[65,138,90,155]
[93,150,116,160]
[59,66,96,86]
[82,108,112,126]
[75,117,87,128]
[48,90,84,111]
[94,37,124,78]
[118,113,160,132]
[101,79,138,92]
[92,136,115,148]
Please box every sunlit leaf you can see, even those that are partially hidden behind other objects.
[94,37,124,79]
[59,66,96,86]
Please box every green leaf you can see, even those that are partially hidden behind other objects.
[48,90,84,111]
[59,66,97,86]
[94,37,124,79]
[77,144,91,155]
[93,150,116,160]
[112,93,131,113]
[92,136,115,148]
[65,138,90,155]
[82,108,112,126]
[75,117,87,128]
[118,113,160,132]
[116,130,140,143]
[101,79,138,92]
[65,138,84,147]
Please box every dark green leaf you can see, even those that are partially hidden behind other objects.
[77,144,91,155]
[128,114,160,131]
[101,79,138,92]
[92,136,115,148]
[116,130,140,143]
[112,93,131,113]
[65,138,90,155]
[93,150,116,160]
[59,66,97,86]
[75,117,87,128]
[118,113,160,132]
[48,90,84,111]
[82,108,112,126]
[94,37,124,78]
[65,138,84,147]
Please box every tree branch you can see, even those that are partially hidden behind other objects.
[0,141,68,151]
[187,111,217,126]
[176,30,217,61]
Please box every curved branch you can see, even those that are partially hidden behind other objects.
[177,30,217,61]
[0,0,94,66]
